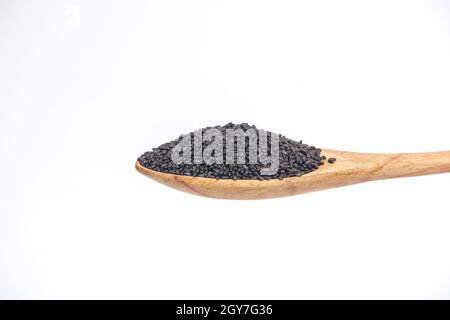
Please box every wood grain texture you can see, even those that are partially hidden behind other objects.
[135,149,450,200]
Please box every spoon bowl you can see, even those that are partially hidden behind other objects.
[136,149,450,199]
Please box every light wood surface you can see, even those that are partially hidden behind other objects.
[135,149,450,200]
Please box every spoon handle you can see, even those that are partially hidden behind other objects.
[369,151,450,179]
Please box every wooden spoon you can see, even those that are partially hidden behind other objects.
[135,149,450,200]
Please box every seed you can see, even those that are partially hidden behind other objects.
[137,123,336,180]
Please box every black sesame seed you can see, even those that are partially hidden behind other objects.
[137,123,336,180]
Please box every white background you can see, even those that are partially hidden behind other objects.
[1,0,450,299]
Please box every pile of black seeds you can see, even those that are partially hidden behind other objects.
[138,123,336,180]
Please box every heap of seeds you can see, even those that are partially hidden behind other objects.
[138,123,335,180]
